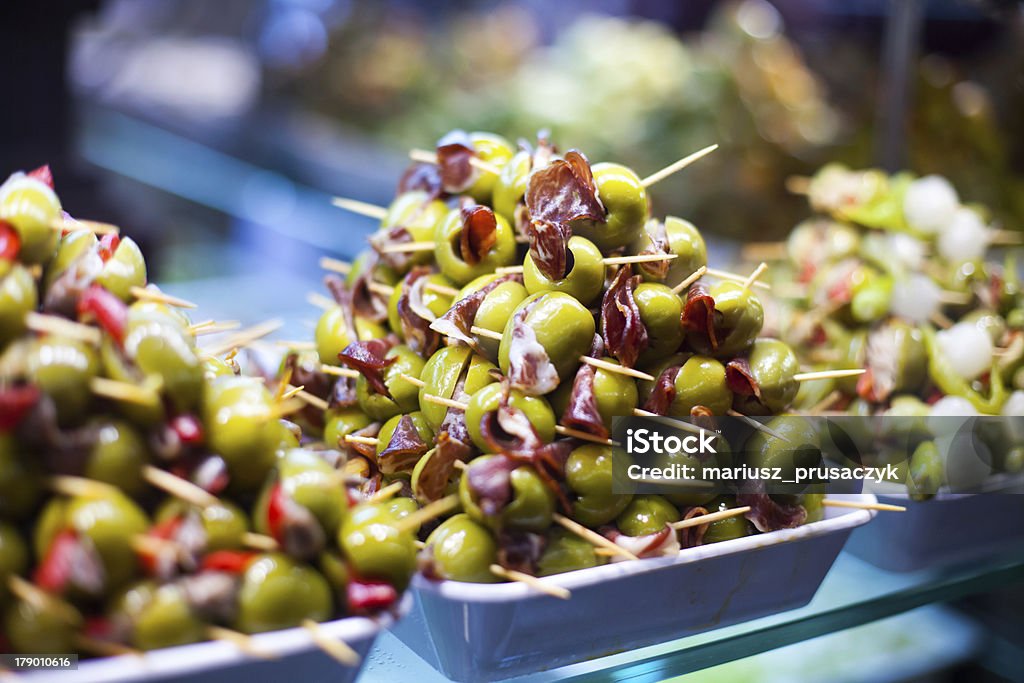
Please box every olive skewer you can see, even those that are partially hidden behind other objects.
[418,392,614,446]
[465,326,656,381]
[409,149,503,176]
[24,311,102,344]
[129,286,197,309]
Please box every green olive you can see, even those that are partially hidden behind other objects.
[734,339,800,415]
[346,249,399,288]
[378,192,449,269]
[27,336,100,426]
[456,274,529,361]
[203,376,287,493]
[126,300,191,333]
[465,383,556,452]
[800,489,826,523]
[425,513,499,583]
[907,440,943,501]
[256,448,349,540]
[591,359,640,428]
[36,492,149,592]
[498,292,596,391]
[0,173,61,264]
[850,274,892,323]
[689,281,763,358]
[537,528,605,577]
[668,355,731,416]
[376,412,434,474]
[96,237,147,301]
[44,230,97,293]
[0,262,37,349]
[315,305,388,367]
[872,320,927,396]
[460,456,554,532]
[616,495,680,536]
[417,348,497,432]
[572,163,649,251]
[634,282,684,365]
[743,417,822,484]
[419,346,473,430]
[523,236,605,305]
[337,503,418,589]
[701,499,752,544]
[5,598,80,654]
[235,553,332,634]
[125,322,203,412]
[114,581,204,650]
[155,498,249,552]
[565,445,633,527]
[465,132,516,204]
[493,149,531,225]
[434,208,516,285]
[323,408,372,450]
[631,216,708,285]
[86,419,148,496]
[388,272,456,338]
[355,344,425,421]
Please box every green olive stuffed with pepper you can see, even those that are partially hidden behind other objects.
[523,236,605,305]
[498,291,596,393]
[355,344,426,421]
[465,383,556,452]
[433,207,517,285]
[234,553,333,634]
[460,456,555,533]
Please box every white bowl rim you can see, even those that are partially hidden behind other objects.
[413,493,878,602]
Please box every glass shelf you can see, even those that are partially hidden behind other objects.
[358,548,1024,683]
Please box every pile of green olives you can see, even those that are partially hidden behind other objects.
[0,168,417,659]
[290,131,823,588]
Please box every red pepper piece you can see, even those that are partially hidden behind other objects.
[170,414,204,445]
[137,516,184,575]
[265,481,287,543]
[77,284,128,345]
[201,550,258,574]
[28,165,54,189]
[0,384,40,431]
[346,579,398,614]
[97,233,121,263]
[34,529,79,593]
[0,222,19,261]
[84,616,116,641]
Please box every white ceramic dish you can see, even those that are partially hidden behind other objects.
[389,493,878,682]
[846,486,1024,572]
[14,596,409,683]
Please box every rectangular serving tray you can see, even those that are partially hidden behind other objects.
[15,596,409,683]
[389,493,878,682]
[845,482,1024,572]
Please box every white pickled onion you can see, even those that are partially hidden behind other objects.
[937,208,988,263]
[935,321,993,381]
[1002,391,1024,417]
[903,175,958,234]
[930,395,979,416]
[890,274,941,324]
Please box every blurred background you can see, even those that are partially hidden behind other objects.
[1,1,1023,680]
